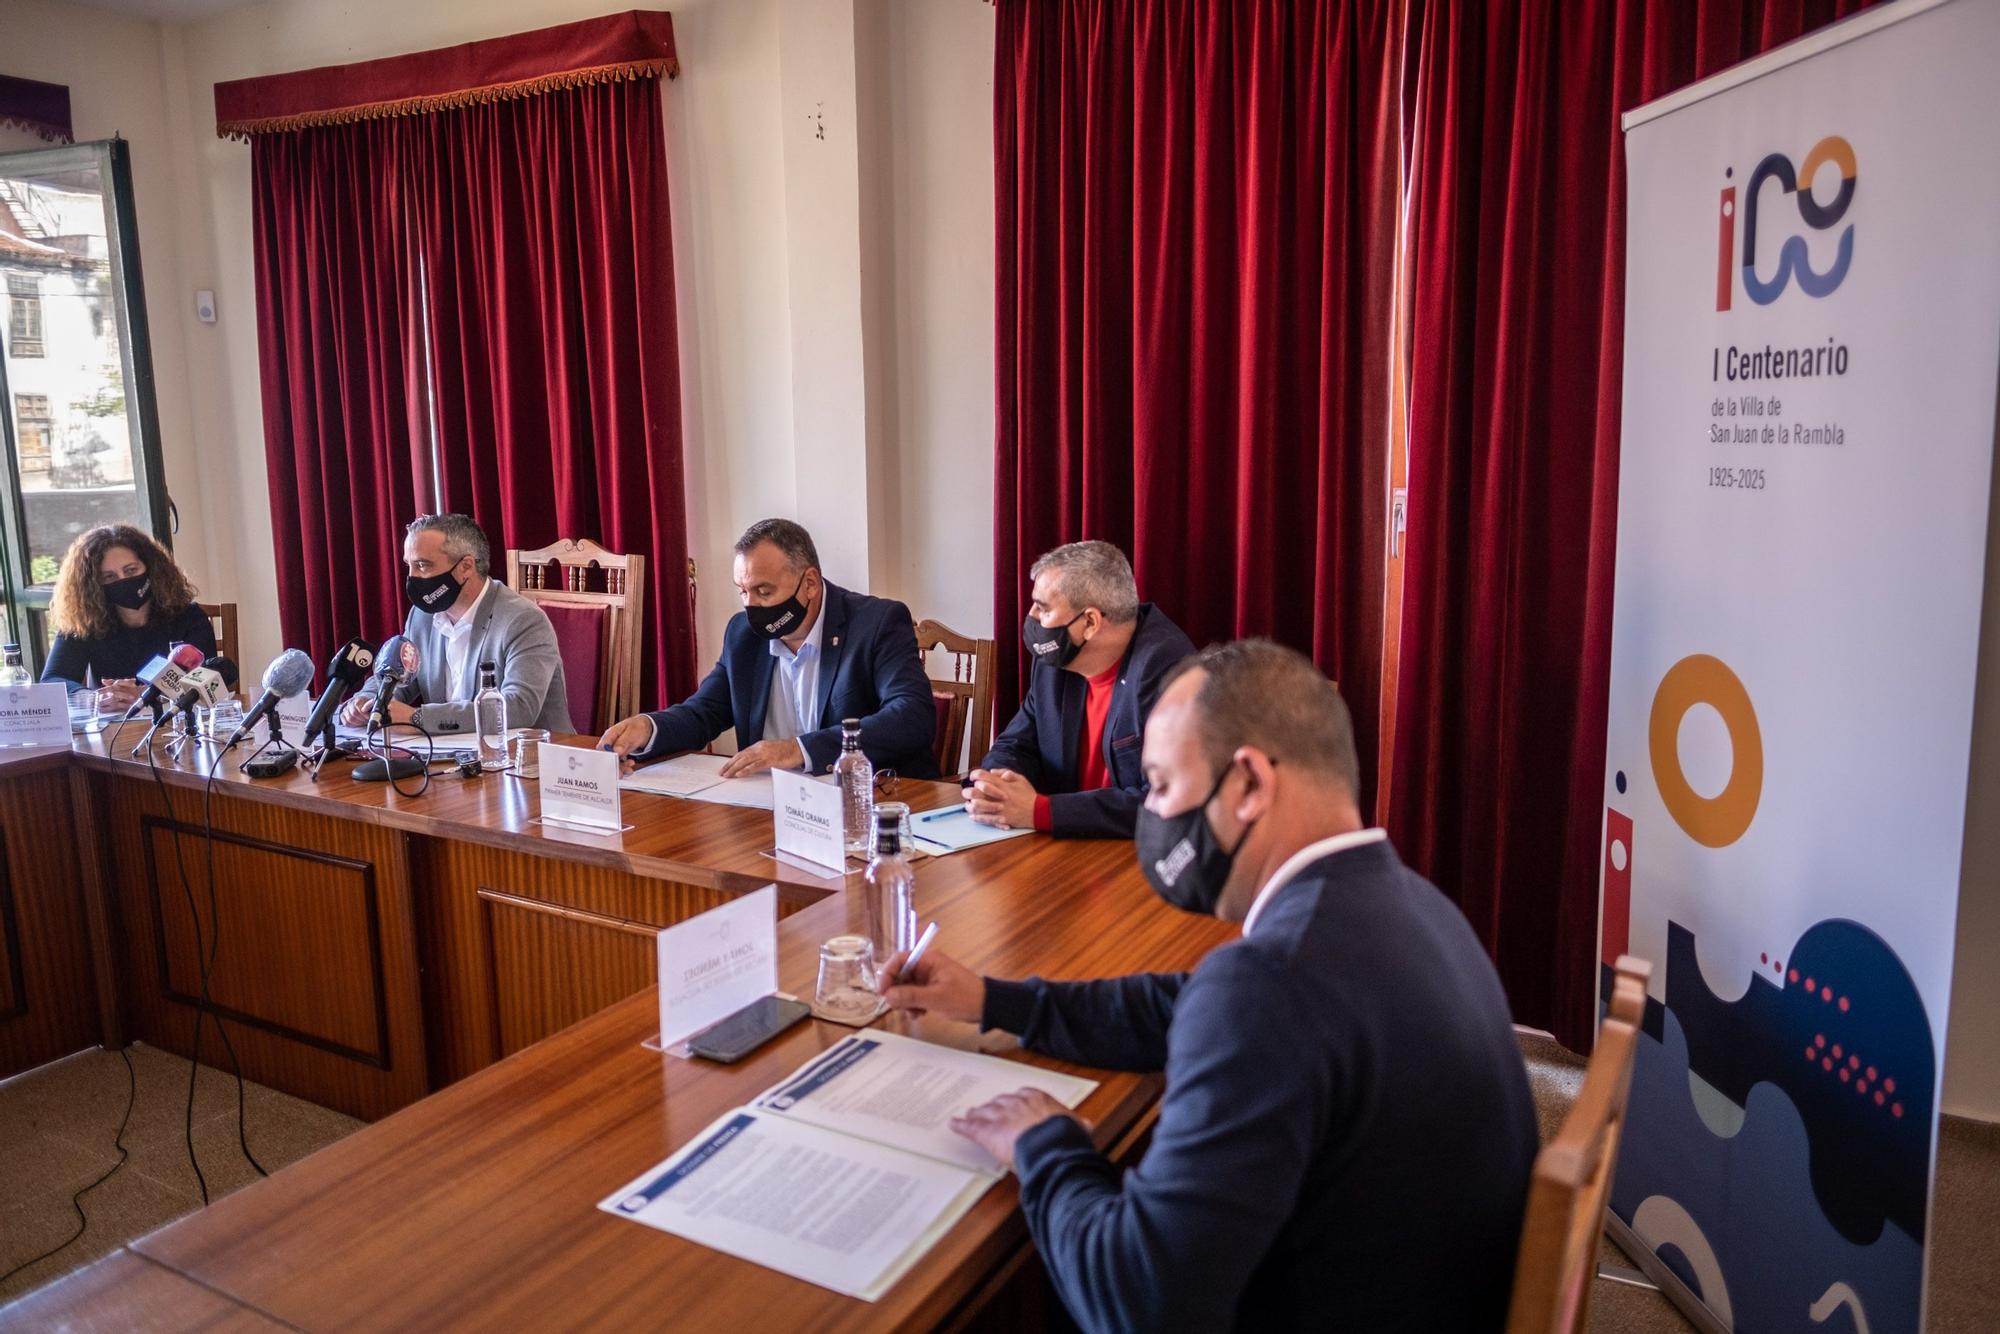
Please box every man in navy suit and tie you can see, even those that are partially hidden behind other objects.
[969,541,1194,838]
[598,519,938,779]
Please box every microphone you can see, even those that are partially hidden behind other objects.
[353,633,429,784]
[203,654,241,691]
[301,640,377,750]
[122,643,207,722]
[172,666,232,732]
[369,634,414,729]
[226,649,314,749]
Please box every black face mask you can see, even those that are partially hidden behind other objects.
[103,573,152,612]
[406,560,466,615]
[1022,611,1087,669]
[1135,763,1257,915]
[748,576,811,641]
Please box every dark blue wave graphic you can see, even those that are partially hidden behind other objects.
[1665,918,1933,1245]
[1612,1003,1923,1333]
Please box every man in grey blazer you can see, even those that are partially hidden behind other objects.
[342,513,572,735]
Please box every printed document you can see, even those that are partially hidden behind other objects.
[600,1032,1098,1300]
[621,752,775,810]
[752,1030,1096,1173]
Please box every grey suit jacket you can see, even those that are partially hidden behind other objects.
[358,579,573,735]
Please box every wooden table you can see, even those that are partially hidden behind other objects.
[0,723,1236,1329]
[17,722,967,1115]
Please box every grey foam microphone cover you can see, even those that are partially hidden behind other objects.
[263,648,315,697]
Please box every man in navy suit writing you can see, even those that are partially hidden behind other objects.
[884,642,1536,1330]
[598,518,938,779]
[969,540,1194,838]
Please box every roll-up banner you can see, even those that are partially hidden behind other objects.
[1602,1,2000,1330]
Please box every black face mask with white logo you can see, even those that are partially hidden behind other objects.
[1134,763,1256,915]
[103,573,152,612]
[748,576,811,641]
[1022,611,1086,669]
[406,560,465,615]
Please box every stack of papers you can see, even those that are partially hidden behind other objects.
[600,1029,1097,1299]
[621,752,775,811]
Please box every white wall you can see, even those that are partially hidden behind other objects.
[0,0,997,674]
[0,0,211,603]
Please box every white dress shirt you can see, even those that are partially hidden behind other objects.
[436,577,494,702]
[762,604,827,765]
[1241,827,1390,937]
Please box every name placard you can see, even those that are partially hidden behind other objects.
[275,693,312,739]
[658,885,778,1050]
[538,743,625,831]
[772,768,848,874]
[0,684,75,748]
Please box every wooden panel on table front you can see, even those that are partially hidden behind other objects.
[143,818,389,1067]
[0,765,96,1079]
[413,835,825,1087]
[97,770,427,1120]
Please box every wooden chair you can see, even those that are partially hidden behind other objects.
[1505,955,1652,1334]
[914,619,995,779]
[504,539,645,736]
[197,601,237,664]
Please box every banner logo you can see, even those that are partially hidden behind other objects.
[1648,654,1762,847]
[1716,136,1857,310]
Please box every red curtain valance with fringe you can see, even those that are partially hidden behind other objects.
[0,75,73,143]
[212,9,677,140]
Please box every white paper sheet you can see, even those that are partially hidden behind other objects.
[906,803,1036,855]
[621,753,776,811]
[751,1030,1097,1175]
[598,1107,990,1301]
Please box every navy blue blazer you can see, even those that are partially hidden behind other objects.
[636,583,938,779]
[979,604,1195,839]
[986,838,1537,1331]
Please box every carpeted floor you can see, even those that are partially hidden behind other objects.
[0,1043,360,1304]
[3,1038,1994,1324]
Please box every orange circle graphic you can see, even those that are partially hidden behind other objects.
[1648,654,1762,848]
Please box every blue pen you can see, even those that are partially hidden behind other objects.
[917,804,972,823]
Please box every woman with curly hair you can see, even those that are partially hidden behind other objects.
[41,524,214,709]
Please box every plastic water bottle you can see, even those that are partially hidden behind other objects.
[474,661,508,771]
[833,717,874,857]
[0,644,28,688]
[863,802,917,963]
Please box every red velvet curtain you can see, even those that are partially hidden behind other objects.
[1387,0,1875,1048]
[992,0,1402,814]
[238,13,693,700]
[251,122,431,680]
[410,76,698,704]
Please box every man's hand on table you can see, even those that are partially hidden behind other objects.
[950,1090,1089,1172]
[964,768,1038,830]
[598,715,655,774]
[719,738,805,779]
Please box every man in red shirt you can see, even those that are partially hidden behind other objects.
[968,541,1194,838]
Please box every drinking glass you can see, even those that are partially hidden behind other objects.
[813,935,883,1024]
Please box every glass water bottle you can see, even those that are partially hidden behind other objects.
[833,717,874,857]
[474,662,508,771]
[863,802,917,963]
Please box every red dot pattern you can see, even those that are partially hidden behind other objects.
[1795,981,1905,1116]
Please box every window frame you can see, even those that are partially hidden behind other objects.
[0,138,171,663]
